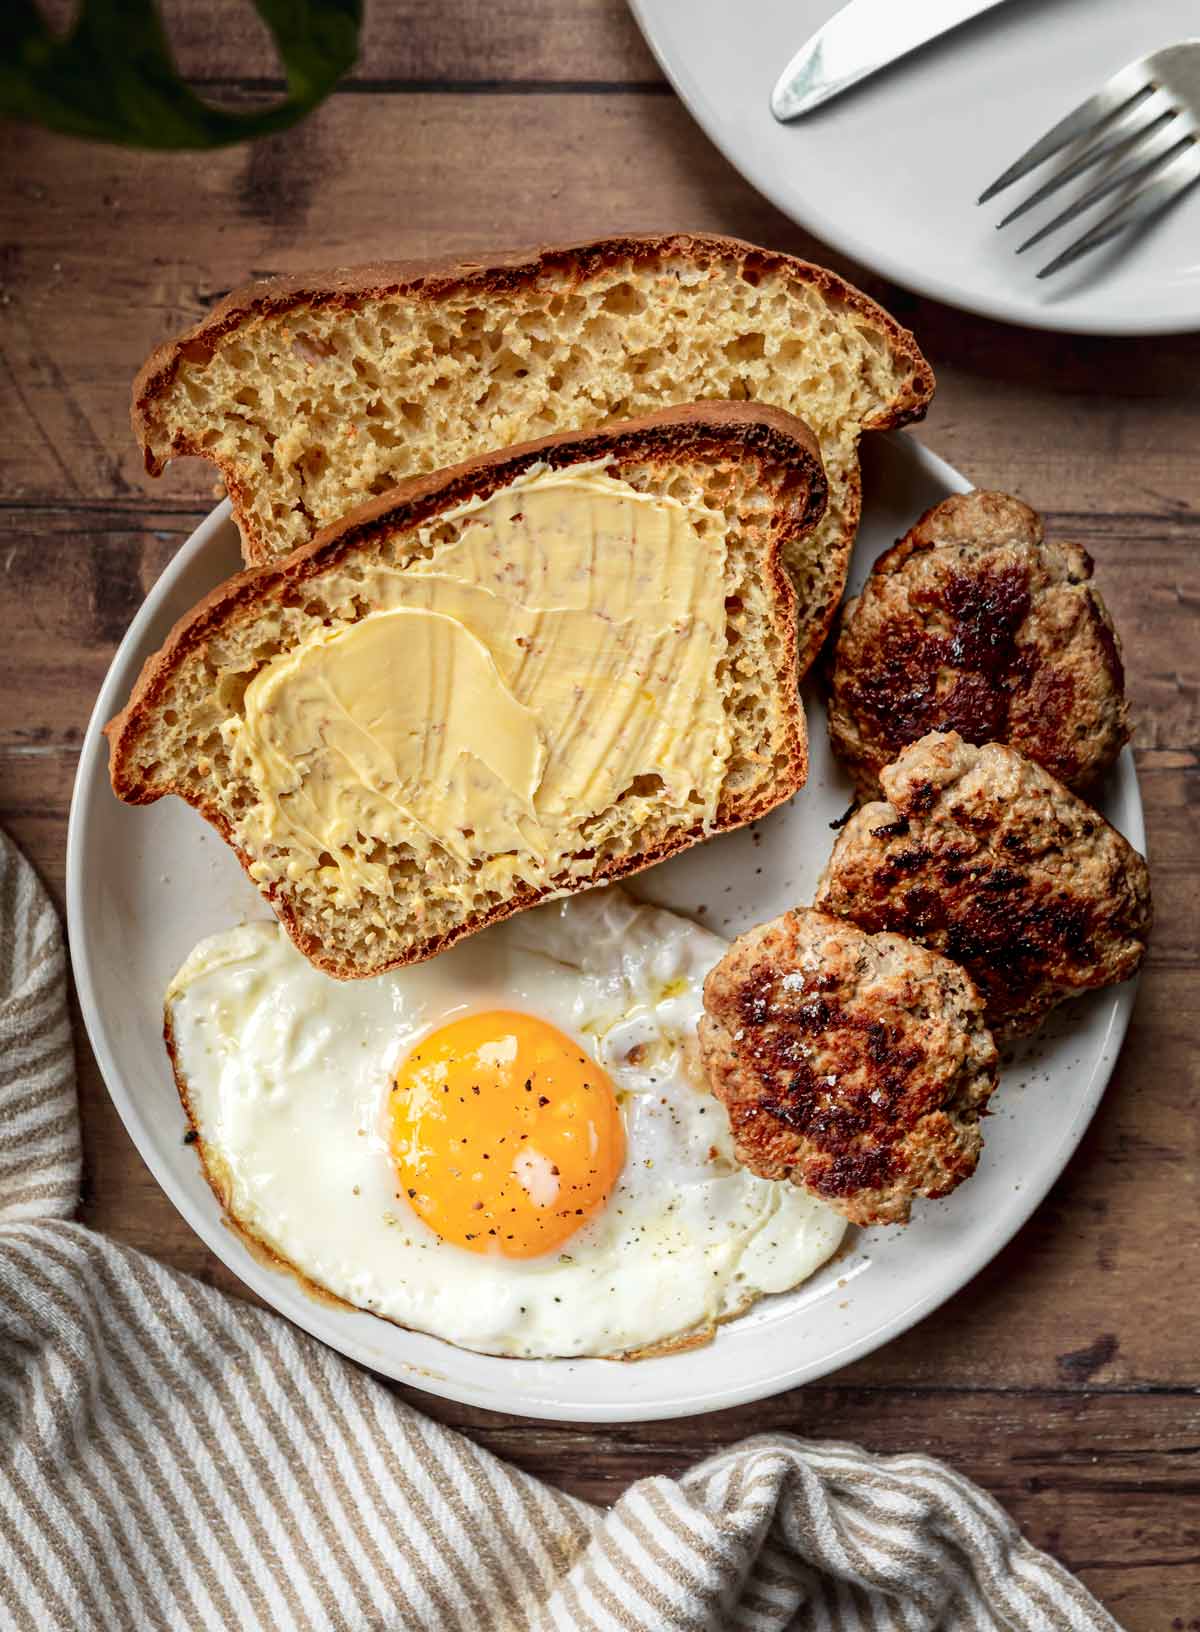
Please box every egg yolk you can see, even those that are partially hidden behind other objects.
[388,1011,625,1258]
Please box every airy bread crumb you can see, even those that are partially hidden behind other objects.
[108,404,825,979]
[131,233,933,678]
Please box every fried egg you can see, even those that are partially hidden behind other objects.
[166,888,846,1358]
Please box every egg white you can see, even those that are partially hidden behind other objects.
[166,888,846,1358]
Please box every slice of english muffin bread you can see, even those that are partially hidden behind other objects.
[131,232,934,680]
[107,403,827,979]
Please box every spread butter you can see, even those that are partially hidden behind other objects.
[223,464,731,905]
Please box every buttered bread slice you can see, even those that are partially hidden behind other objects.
[131,232,933,680]
[107,404,826,978]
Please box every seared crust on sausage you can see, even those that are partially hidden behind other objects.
[698,908,998,1226]
[827,491,1129,796]
[816,732,1152,1038]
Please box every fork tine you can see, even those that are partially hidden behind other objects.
[1038,139,1200,277]
[1015,126,1191,252]
[995,95,1177,228]
[978,68,1153,204]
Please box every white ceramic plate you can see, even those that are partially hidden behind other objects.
[68,433,1143,1422]
[629,0,1200,336]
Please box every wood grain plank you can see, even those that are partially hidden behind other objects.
[3,94,1200,516]
[409,1383,1200,1514]
[0,509,187,747]
[152,0,664,87]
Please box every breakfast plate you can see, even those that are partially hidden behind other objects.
[628,0,1200,336]
[68,432,1143,1422]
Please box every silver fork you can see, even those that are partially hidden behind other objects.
[978,41,1200,279]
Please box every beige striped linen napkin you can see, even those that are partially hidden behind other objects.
[0,831,1122,1632]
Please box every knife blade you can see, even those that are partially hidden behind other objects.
[771,0,1011,122]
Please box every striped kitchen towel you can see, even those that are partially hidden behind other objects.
[0,831,1121,1632]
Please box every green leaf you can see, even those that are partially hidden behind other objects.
[0,0,362,150]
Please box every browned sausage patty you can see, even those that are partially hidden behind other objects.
[698,908,997,1226]
[827,490,1128,796]
[816,732,1152,1038]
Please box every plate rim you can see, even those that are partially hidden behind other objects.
[627,0,1200,339]
[67,438,1144,1422]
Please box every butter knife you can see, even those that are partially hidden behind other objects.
[771,0,1012,122]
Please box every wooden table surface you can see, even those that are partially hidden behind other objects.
[2,4,1198,1626]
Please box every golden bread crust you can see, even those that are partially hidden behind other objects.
[109,404,825,979]
[132,232,934,461]
[129,232,934,681]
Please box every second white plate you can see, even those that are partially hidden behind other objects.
[630,0,1200,335]
[68,432,1143,1421]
